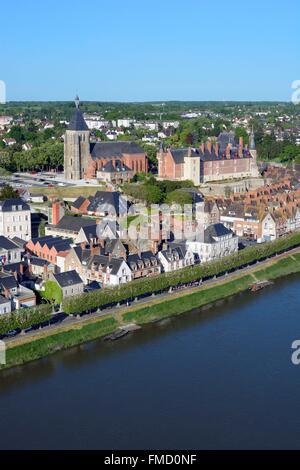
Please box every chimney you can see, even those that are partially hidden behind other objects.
[215,143,219,156]
[226,144,231,159]
[207,141,212,154]
[52,201,64,226]
[91,245,101,256]
[239,136,244,158]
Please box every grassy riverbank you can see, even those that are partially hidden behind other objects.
[2,251,300,371]
[1,316,117,370]
[122,275,254,324]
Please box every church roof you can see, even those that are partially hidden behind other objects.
[68,108,89,131]
[90,141,145,159]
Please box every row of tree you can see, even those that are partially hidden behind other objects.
[0,141,63,173]
[0,304,52,335]
[63,231,300,315]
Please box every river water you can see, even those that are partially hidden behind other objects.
[1,273,300,449]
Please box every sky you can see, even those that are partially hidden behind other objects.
[1,0,299,102]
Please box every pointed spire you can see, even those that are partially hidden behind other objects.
[75,95,80,109]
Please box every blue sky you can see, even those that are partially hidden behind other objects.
[1,0,299,101]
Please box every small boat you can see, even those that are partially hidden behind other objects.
[104,329,129,341]
[250,280,274,292]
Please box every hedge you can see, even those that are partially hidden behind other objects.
[0,304,52,335]
[62,231,300,315]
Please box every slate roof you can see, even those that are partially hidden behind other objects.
[105,239,126,255]
[31,235,72,252]
[3,261,28,275]
[90,141,144,159]
[204,223,234,243]
[71,246,92,265]
[53,270,83,288]
[217,131,237,151]
[88,191,128,216]
[0,295,10,305]
[80,224,98,240]
[0,236,20,251]
[29,257,50,267]
[55,215,96,232]
[88,254,125,275]
[0,198,30,212]
[101,159,132,173]
[97,219,119,239]
[72,196,87,210]
[68,108,89,131]
[0,273,18,290]
[127,251,158,269]
[160,246,186,262]
[11,237,27,249]
[169,145,252,163]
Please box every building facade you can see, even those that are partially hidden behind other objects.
[158,131,259,185]
[0,199,31,241]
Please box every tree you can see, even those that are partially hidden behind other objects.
[0,184,19,200]
[38,219,47,237]
[165,190,193,206]
[42,281,63,305]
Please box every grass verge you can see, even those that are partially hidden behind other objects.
[123,275,253,324]
[1,315,117,371]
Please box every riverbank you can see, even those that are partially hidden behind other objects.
[2,251,300,371]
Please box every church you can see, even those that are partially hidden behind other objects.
[158,131,260,185]
[64,97,148,181]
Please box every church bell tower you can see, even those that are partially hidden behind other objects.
[64,96,91,180]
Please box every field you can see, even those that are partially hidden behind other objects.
[29,184,104,199]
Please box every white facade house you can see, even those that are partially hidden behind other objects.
[158,244,195,273]
[260,213,277,241]
[52,270,84,299]
[0,296,11,315]
[0,236,23,265]
[187,223,238,263]
[0,199,31,241]
[87,255,132,287]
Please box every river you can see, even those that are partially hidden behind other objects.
[1,273,300,449]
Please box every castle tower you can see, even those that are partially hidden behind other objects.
[64,96,91,180]
[183,147,201,185]
[157,142,165,177]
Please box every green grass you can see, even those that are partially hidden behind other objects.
[254,256,300,281]
[1,316,117,370]
[123,276,253,324]
[29,185,105,199]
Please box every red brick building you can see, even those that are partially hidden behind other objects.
[158,131,259,185]
[64,97,148,181]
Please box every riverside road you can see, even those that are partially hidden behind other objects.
[4,244,300,346]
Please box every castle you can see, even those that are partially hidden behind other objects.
[158,131,259,185]
[64,97,148,181]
